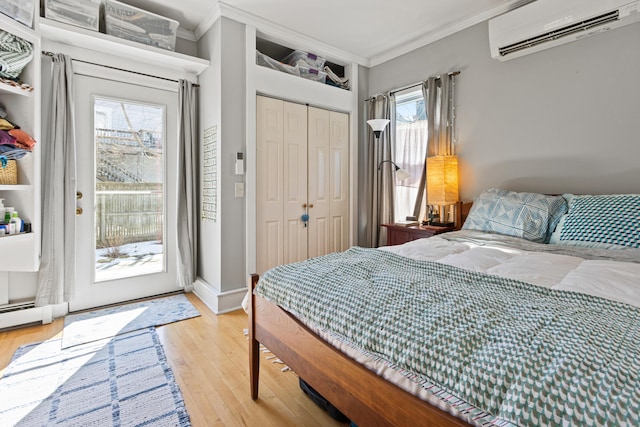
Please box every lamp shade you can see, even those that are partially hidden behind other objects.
[367,119,390,132]
[367,119,390,138]
[395,167,411,181]
[426,156,459,205]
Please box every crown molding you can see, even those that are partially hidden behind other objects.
[194,3,222,41]
[369,0,534,67]
[193,0,534,69]
[193,1,369,67]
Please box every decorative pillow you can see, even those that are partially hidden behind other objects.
[462,188,567,242]
[549,194,640,249]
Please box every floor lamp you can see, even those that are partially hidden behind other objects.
[367,119,411,182]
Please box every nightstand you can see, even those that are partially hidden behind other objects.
[381,224,457,246]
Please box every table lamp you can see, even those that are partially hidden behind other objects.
[426,155,459,226]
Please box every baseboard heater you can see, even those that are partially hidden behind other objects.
[0,300,36,313]
[0,300,52,330]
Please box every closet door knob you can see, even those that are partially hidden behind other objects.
[308,204,314,208]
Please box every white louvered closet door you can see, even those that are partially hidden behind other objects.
[307,107,331,258]
[282,101,308,266]
[256,96,307,274]
[257,96,348,273]
[308,107,350,257]
[328,110,350,254]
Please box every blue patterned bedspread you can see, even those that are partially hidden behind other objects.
[255,247,640,426]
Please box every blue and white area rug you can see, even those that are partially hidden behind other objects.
[62,294,200,349]
[0,328,190,426]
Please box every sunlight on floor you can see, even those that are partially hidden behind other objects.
[1,337,110,425]
[64,307,148,343]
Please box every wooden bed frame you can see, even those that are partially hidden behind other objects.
[249,202,473,426]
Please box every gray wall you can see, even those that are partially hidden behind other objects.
[175,37,197,57]
[197,17,247,293]
[368,21,640,202]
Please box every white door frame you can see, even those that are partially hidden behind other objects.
[71,67,180,311]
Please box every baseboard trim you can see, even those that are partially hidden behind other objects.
[193,278,246,314]
[0,305,51,330]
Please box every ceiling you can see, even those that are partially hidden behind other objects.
[123,0,533,66]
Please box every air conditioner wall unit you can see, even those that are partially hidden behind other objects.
[489,0,640,61]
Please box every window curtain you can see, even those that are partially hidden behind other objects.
[412,74,456,216]
[363,94,395,247]
[36,54,77,306]
[176,80,197,291]
[426,75,455,157]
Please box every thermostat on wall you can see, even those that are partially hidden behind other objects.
[235,152,244,175]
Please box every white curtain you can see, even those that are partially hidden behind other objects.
[36,54,77,306]
[394,120,429,220]
[176,80,197,291]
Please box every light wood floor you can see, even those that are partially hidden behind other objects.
[0,293,346,427]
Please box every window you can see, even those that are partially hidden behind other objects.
[393,88,427,221]
[94,98,165,282]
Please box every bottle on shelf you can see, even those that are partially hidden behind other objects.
[0,198,4,225]
[4,207,13,226]
[11,211,22,234]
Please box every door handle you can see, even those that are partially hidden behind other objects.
[76,207,83,216]
[77,191,83,199]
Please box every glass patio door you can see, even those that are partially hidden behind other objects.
[70,73,180,311]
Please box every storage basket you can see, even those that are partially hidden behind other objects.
[0,160,17,184]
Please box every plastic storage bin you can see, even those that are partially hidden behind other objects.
[44,0,101,31]
[104,0,178,51]
[256,50,299,77]
[298,65,327,83]
[283,50,326,69]
[0,0,34,27]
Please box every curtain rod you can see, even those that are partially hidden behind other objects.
[41,50,200,87]
[364,70,460,102]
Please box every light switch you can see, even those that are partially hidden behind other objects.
[235,182,245,198]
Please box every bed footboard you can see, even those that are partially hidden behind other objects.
[248,273,469,427]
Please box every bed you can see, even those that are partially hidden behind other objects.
[248,190,640,426]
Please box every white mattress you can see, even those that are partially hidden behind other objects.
[380,230,640,309]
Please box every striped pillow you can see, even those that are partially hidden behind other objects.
[551,194,640,249]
